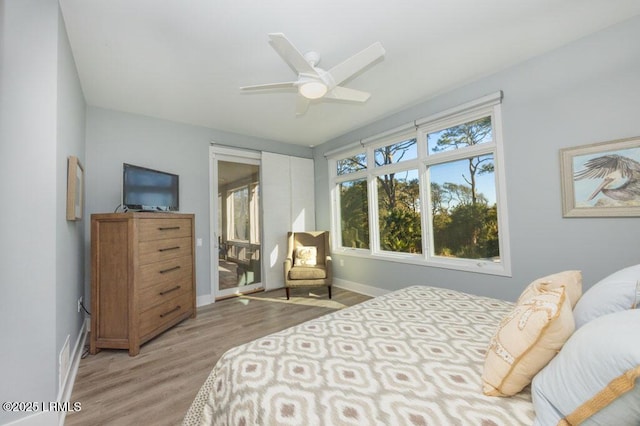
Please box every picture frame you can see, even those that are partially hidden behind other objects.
[66,155,84,221]
[560,136,640,217]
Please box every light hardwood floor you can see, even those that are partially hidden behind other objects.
[66,287,371,426]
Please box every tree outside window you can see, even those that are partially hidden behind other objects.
[339,179,369,249]
[330,94,508,274]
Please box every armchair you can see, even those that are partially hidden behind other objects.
[283,231,332,300]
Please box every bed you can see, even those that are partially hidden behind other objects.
[183,285,535,425]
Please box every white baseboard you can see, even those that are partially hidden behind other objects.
[333,278,389,298]
[57,317,88,426]
[5,318,88,426]
[195,280,386,307]
[3,410,58,426]
[197,294,214,307]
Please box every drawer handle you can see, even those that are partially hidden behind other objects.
[159,285,181,296]
[160,305,181,318]
[158,246,180,252]
[159,265,181,274]
[158,226,180,231]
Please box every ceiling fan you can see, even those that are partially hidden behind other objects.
[240,33,385,115]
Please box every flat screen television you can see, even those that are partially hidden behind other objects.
[122,163,179,212]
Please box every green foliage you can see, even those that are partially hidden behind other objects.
[339,116,500,260]
[379,207,422,253]
[432,198,499,259]
[340,179,369,249]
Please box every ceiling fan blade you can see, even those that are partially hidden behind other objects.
[295,95,310,115]
[268,33,318,76]
[240,81,297,91]
[327,42,385,86]
[325,86,371,102]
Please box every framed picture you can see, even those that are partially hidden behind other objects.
[560,136,640,217]
[66,155,84,221]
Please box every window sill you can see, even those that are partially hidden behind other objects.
[333,248,512,277]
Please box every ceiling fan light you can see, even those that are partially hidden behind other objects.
[299,81,327,99]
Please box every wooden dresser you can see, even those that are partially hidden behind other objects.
[90,212,196,356]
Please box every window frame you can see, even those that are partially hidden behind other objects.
[328,93,511,276]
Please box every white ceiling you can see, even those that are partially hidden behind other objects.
[59,0,640,147]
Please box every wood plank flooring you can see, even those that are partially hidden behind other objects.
[65,287,371,426]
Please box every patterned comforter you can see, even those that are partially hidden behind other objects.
[184,286,534,425]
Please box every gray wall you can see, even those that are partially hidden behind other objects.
[0,0,86,424]
[56,4,87,396]
[84,107,312,302]
[314,16,640,302]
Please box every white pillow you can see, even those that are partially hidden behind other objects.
[532,309,640,426]
[294,246,317,266]
[573,264,640,329]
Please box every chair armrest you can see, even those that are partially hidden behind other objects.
[284,257,293,272]
[283,257,293,284]
[325,256,332,281]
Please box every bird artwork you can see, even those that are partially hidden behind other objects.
[573,154,640,204]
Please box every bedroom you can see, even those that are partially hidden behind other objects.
[1,0,640,425]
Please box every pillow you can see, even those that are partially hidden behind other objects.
[294,246,317,266]
[482,283,575,396]
[517,270,582,308]
[532,309,640,426]
[573,264,640,329]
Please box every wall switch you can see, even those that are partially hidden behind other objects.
[196,238,203,247]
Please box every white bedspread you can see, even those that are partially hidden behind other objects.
[184,285,534,425]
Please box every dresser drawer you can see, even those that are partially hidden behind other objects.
[138,218,192,242]
[139,291,192,338]
[138,276,192,313]
[138,236,192,266]
[138,255,192,290]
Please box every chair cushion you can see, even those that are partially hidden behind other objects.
[289,265,326,280]
[294,246,317,266]
[293,232,327,261]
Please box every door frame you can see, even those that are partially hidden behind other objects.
[209,144,263,300]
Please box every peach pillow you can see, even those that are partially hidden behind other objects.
[482,283,575,396]
[517,270,582,308]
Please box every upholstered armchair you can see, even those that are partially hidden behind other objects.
[283,231,332,299]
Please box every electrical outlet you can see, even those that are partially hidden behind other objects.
[77,296,83,313]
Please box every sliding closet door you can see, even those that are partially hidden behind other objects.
[262,152,315,291]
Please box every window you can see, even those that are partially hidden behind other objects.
[227,183,260,243]
[337,153,366,175]
[339,178,369,249]
[374,138,417,166]
[230,186,249,240]
[377,169,421,254]
[329,93,510,275]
